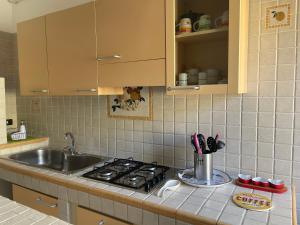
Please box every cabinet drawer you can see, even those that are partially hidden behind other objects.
[99,59,165,87]
[76,206,131,225]
[12,184,58,217]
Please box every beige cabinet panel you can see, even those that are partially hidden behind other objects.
[99,59,165,87]
[96,0,166,87]
[17,17,49,96]
[46,3,98,96]
[12,184,58,217]
[96,0,165,63]
[76,206,131,225]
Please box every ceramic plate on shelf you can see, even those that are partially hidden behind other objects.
[177,168,232,188]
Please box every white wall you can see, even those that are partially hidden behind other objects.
[0,0,14,33]
[13,0,93,23]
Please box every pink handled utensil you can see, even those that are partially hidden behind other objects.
[193,133,202,155]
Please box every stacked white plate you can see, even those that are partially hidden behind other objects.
[198,72,207,85]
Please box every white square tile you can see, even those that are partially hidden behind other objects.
[275,159,292,176]
[277,81,295,97]
[259,97,275,112]
[259,81,276,97]
[158,216,175,225]
[128,206,142,225]
[259,112,275,128]
[259,65,276,81]
[276,98,294,113]
[278,48,296,64]
[257,158,273,173]
[114,201,127,221]
[143,210,158,225]
[102,198,114,216]
[277,64,295,81]
[258,142,274,158]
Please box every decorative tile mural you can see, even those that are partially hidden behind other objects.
[108,87,152,120]
[266,3,291,29]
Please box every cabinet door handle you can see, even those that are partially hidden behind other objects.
[98,220,104,225]
[96,54,121,61]
[76,89,97,92]
[167,86,200,91]
[35,197,58,208]
[31,89,48,93]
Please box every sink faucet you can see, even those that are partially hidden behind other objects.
[64,132,77,155]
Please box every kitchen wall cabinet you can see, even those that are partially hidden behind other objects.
[12,184,59,217]
[76,206,131,225]
[46,3,122,96]
[96,0,166,87]
[166,0,248,95]
[17,17,49,96]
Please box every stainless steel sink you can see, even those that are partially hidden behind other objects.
[8,149,105,174]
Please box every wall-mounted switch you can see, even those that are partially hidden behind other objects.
[6,119,13,126]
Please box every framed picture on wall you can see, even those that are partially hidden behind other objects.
[107,87,153,120]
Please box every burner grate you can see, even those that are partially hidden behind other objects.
[82,158,169,193]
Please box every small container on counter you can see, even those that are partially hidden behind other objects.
[238,174,252,184]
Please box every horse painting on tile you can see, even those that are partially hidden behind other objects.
[108,87,153,120]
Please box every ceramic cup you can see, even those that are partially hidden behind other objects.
[177,18,192,34]
[215,11,229,28]
[187,68,199,85]
[206,69,220,84]
[193,15,212,31]
[198,72,207,80]
[178,73,188,86]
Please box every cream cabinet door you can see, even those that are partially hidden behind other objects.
[13,185,58,217]
[17,17,49,96]
[46,3,98,96]
[76,206,131,225]
[96,0,166,87]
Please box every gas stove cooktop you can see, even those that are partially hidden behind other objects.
[82,158,170,193]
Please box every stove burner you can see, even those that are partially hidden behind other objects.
[142,165,157,171]
[129,175,138,181]
[82,158,169,193]
[100,169,113,177]
[113,165,128,172]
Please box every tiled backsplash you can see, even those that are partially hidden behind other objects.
[0,78,7,144]
[0,31,18,130]
[14,0,300,189]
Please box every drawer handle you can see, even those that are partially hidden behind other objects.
[31,89,48,93]
[96,54,121,61]
[167,86,200,91]
[36,197,58,208]
[76,89,97,92]
[98,220,104,225]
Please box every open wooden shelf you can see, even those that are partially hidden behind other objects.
[176,27,228,43]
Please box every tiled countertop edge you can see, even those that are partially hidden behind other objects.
[0,159,226,225]
[0,137,49,150]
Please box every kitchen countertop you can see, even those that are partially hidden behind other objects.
[0,141,295,225]
[0,155,295,225]
[0,137,49,151]
[0,195,70,225]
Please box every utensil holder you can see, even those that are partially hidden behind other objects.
[194,152,213,181]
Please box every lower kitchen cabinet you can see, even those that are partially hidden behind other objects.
[76,206,131,225]
[12,184,59,217]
